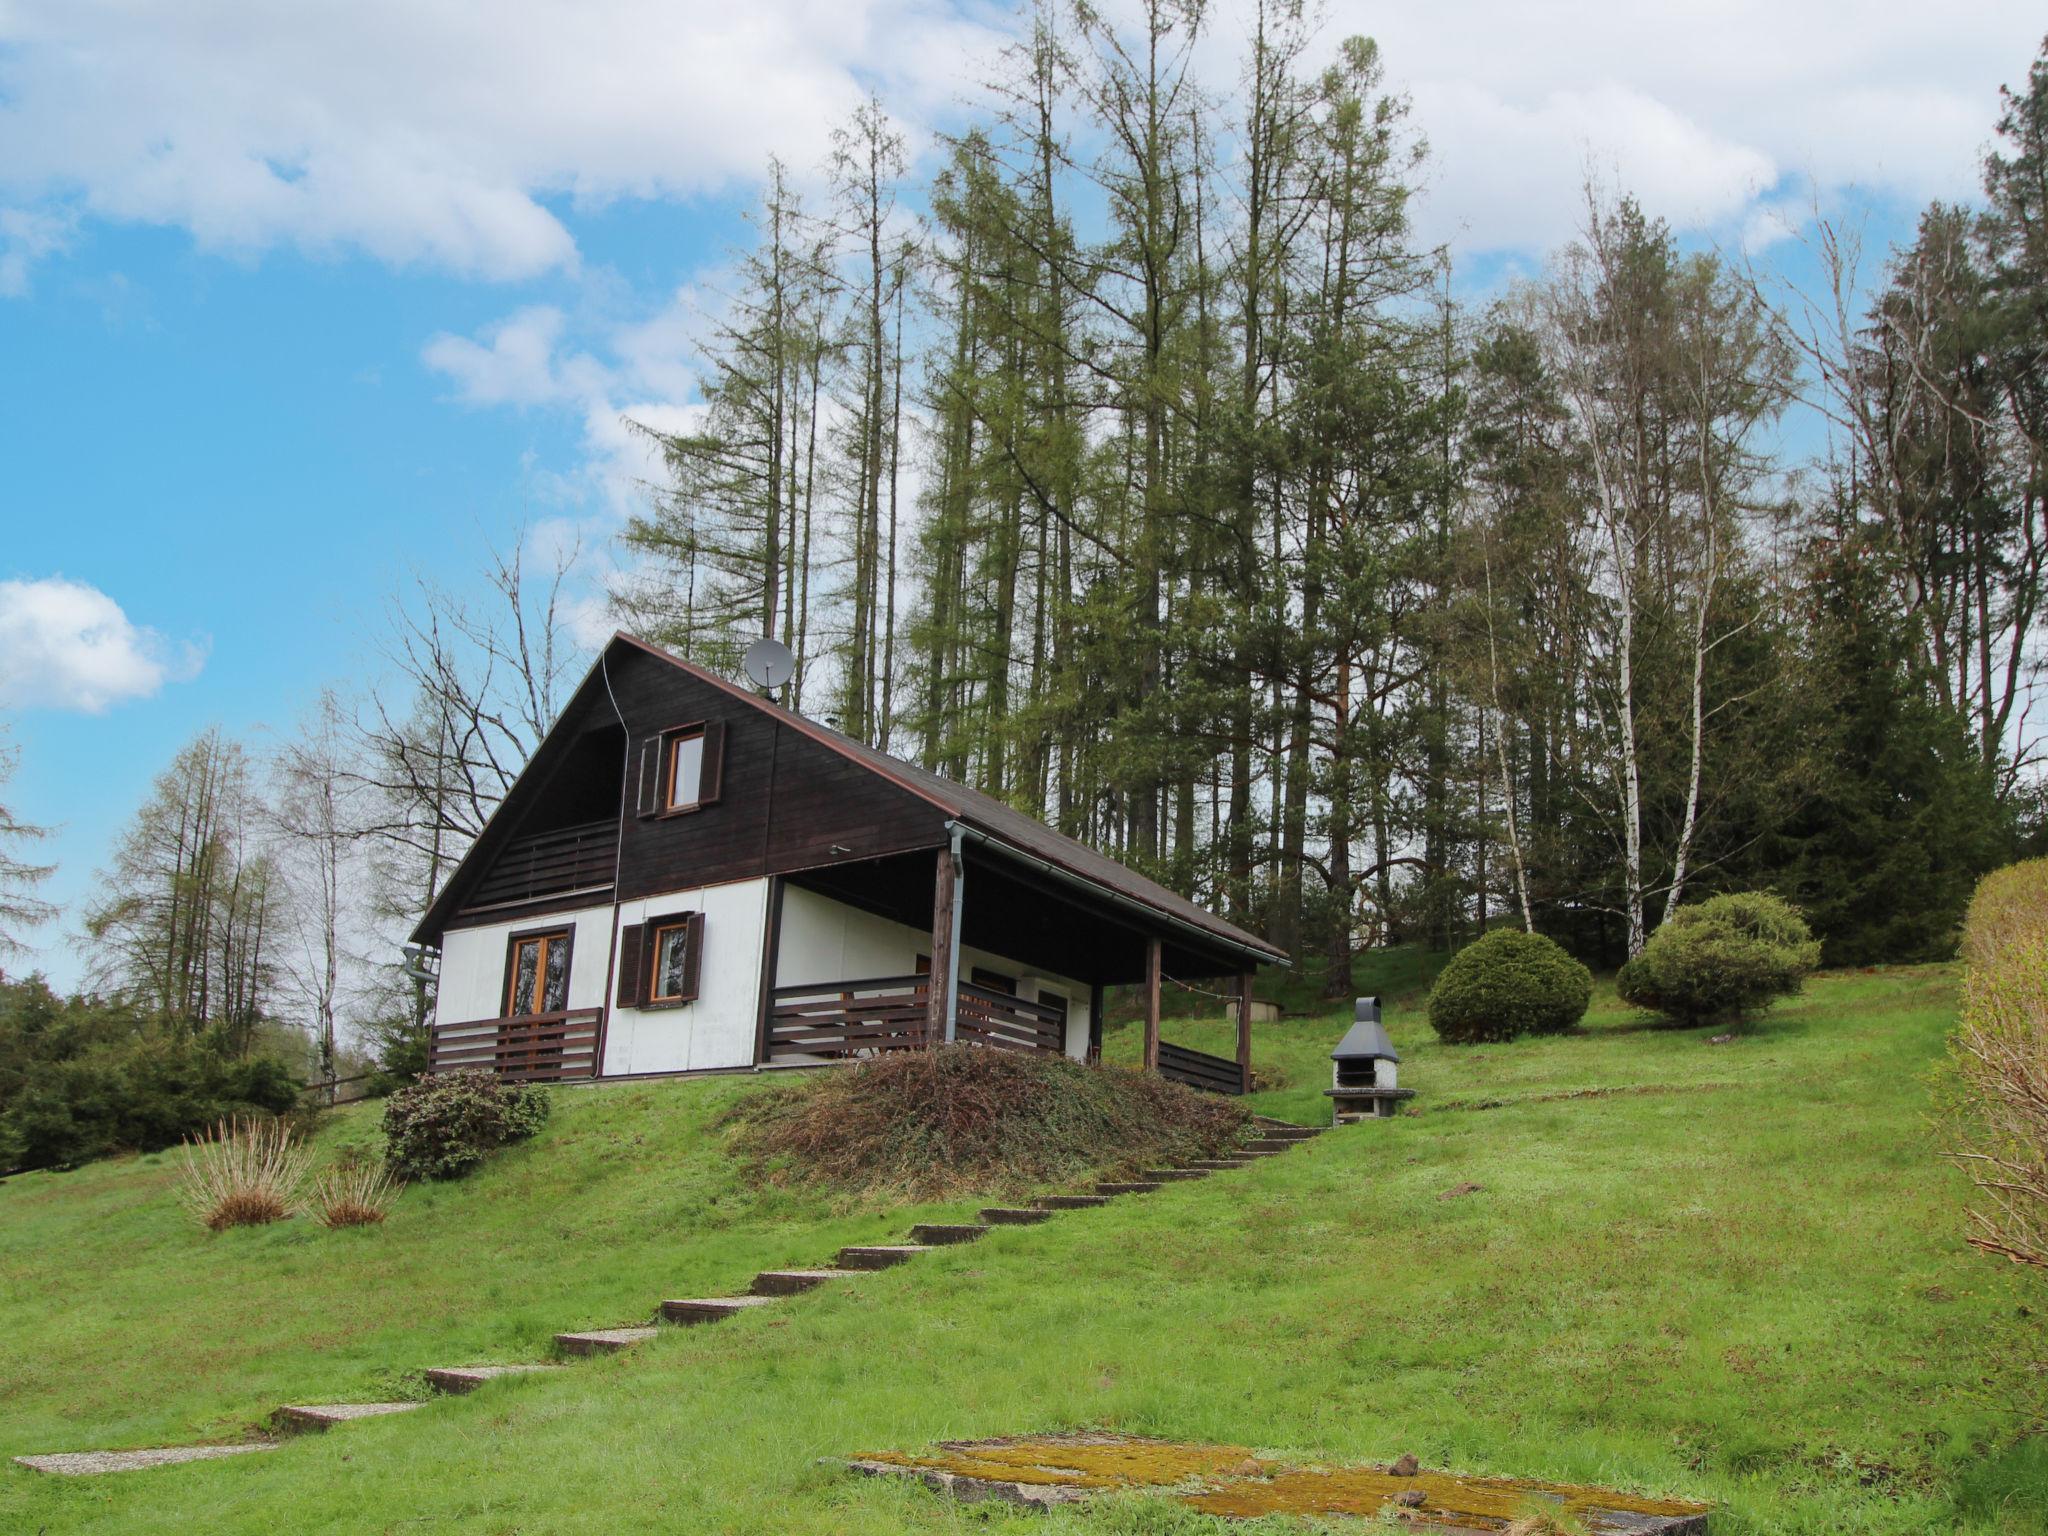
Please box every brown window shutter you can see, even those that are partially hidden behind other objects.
[679,911,705,1002]
[635,737,661,817]
[696,721,726,805]
[616,923,646,1008]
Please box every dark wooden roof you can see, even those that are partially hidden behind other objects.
[611,636,1287,966]
[412,632,1287,968]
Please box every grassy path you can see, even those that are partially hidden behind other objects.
[3,964,2044,1533]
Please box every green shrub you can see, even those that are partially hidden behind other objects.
[1944,860,2048,1274]
[1617,892,1821,1027]
[1427,928,1592,1044]
[0,981,304,1175]
[1958,856,2048,971]
[381,1070,551,1180]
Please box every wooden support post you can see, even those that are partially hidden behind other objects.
[1087,982,1105,1065]
[928,847,957,1045]
[1236,971,1254,1094]
[1143,937,1162,1073]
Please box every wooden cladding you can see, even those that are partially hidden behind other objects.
[1157,1039,1247,1096]
[429,1009,602,1082]
[615,910,704,1008]
[464,820,616,913]
[636,720,726,817]
[766,976,1065,1061]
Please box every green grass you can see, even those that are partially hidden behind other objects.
[3,964,2044,1534]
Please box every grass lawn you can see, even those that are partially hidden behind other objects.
[2,963,2044,1533]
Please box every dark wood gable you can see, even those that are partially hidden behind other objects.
[416,640,950,942]
[603,643,946,905]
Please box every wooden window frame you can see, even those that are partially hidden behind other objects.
[662,724,707,814]
[636,720,726,819]
[617,910,704,1009]
[645,913,697,1007]
[501,924,574,1019]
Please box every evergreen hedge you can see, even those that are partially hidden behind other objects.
[1427,928,1592,1044]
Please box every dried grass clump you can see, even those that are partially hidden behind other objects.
[177,1117,311,1231]
[725,1045,1252,1200]
[1946,862,2048,1272]
[307,1151,403,1228]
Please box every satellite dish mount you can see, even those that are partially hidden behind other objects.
[742,636,797,699]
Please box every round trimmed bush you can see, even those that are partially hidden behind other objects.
[1427,928,1593,1044]
[1616,891,1821,1027]
[381,1070,551,1180]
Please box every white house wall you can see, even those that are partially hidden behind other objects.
[603,877,771,1076]
[434,900,618,1030]
[775,883,1092,1058]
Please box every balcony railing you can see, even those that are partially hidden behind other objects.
[428,1008,603,1082]
[766,977,1068,1062]
[461,819,617,914]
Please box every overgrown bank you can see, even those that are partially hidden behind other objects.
[724,1045,1251,1198]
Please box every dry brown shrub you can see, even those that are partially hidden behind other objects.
[725,1044,1252,1200]
[1947,860,2048,1272]
[307,1151,402,1228]
[177,1117,311,1232]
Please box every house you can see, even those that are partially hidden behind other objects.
[411,634,1288,1091]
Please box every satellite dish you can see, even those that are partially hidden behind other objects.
[742,637,796,692]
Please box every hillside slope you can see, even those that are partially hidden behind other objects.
[3,966,2043,1534]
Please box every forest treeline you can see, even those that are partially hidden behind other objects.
[0,5,2045,1105]
[617,6,2048,983]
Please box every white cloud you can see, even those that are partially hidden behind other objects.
[0,577,205,713]
[0,0,1003,286]
[0,1,2035,293]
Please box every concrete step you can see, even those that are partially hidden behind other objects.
[1141,1168,1210,1181]
[425,1365,560,1395]
[752,1268,862,1297]
[978,1206,1053,1225]
[275,1402,423,1433]
[1034,1194,1112,1210]
[837,1244,935,1270]
[909,1222,990,1246]
[1097,1181,1163,1195]
[15,1444,280,1477]
[661,1295,779,1325]
[555,1326,659,1357]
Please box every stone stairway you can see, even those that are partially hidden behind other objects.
[15,1117,1326,1475]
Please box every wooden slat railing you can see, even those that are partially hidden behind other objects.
[1157,1038,1246,1096]
[955,982,1067,1054]
[767,975,933,1060]
[429,1009,603,1082]
[767,976,1069,1061]
[463,819,616,912]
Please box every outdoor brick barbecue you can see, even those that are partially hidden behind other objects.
[1328,997,1415,1124]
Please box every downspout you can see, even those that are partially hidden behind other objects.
[596,649,631,1075]
[944,822,965,1043]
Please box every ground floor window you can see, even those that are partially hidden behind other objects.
[505,928,572,1016]
[650,918,694,1002]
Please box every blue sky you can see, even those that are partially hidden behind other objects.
[1,0,2042,989]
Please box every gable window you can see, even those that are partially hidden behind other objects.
[616,910,705,1009]
[635,721,726,818]
[667,729,705,811]
[505,928,572,1016]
